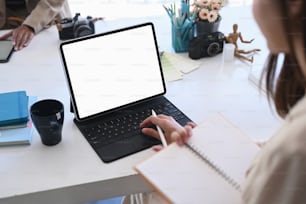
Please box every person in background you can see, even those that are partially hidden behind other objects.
[126,0,306,203]
[0,0,71,51]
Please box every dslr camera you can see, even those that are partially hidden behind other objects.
[188,32,225,60]
[56,13,102,40]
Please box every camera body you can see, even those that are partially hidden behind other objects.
[57,13,95,40]
[188,32,225,60]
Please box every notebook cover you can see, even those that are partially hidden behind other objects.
[0,96,37,146]
[134,114,259,203]
[0,120,33,146]
[0,120,28,130]
[0,91,29,126]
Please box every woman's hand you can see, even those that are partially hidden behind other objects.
[140,114,196,151]
[0,25,34,51]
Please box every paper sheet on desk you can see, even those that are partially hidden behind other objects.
[161,52,201,82]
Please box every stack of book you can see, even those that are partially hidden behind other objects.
[0,91,34,146]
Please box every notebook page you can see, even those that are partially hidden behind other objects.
[160,53,183,82]
[162,52,201,74]
[187,114,260,188]
[135,143,241,204]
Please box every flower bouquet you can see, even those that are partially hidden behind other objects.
[192,0,226,23]
[191,0,226,35]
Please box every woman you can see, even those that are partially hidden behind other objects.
[136,0,306,203]
[0,0,71,51]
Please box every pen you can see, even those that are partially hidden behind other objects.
[151,109,168,147]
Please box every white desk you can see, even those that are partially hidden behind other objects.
[0,7,281,204]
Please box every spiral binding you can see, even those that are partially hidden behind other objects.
[185,142,241,191]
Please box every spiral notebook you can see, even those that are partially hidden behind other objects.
[134,114,260,204]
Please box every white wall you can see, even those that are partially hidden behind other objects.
[68,0,253,19]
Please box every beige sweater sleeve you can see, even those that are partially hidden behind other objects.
[242,149,306,204]
[242,95,306,204]
[23,0,71,33]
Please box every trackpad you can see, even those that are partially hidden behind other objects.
[97,135,160,163]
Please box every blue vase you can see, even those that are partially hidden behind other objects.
[171,20,194,53]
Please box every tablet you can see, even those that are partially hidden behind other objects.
[0,40,14,63]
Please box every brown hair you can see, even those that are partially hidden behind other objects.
[262,0,306,118]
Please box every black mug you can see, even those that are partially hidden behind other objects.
[30,99,64,146]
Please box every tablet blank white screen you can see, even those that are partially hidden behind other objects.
[61,25,165,119]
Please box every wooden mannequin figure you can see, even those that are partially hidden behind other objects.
[226,23,261,63]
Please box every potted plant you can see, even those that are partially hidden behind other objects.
[191,0,226,36]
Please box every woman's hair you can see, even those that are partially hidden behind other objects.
[262,0,306,118]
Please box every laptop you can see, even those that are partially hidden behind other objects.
[59,22,192,163]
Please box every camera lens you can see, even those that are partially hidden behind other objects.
[207,42,221,57]
[74,25,93,38]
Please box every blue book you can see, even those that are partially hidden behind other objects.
[0,121,33,146]
[0,96,37,146]
[0,91,29,127]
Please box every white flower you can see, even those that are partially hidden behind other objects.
[196,0,210,7]
[192,0,225,22]
[199,8,209,20]
[207,10,218,22]
[220,0,227,6]
[212,3,221,11]
[211,0,219,5]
